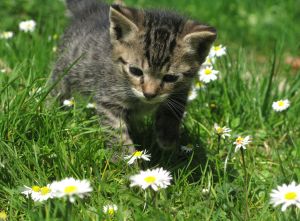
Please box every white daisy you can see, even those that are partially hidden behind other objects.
[130,168,172,191]
[195,80,206,90]
[21,185,54,202]
[124,150,151,165]
[202,56,215,67]
[22,185,42,197]
[202,188,210,195]
[181,144,194,153]
[270,181,300,211]
[0,69,6,73]
[272,99,290,112]
[214,123,231,139]
[86,103,96,109]
[52,46,57,52]
[63,98,75,107]
[199,66,219,83]
[188,87,198,101]
[0,31,13,39]
[31,185,54,202]
[209,45,227,57]
[19,20,36,33]
[103,204,118,215]
[233,135,251,152]
[50,177,92,203]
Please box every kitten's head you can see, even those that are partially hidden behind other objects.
[109,5,216,103]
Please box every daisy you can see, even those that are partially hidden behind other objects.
[233,136,251,152]
[209,45,227,57]
[188,87,198,101]
[214,123,231,139]
[270,181,300,211]
[202,56,215,67]
[181,144,194,153]
[21,185,54,202]
[63,98,75,107]
[50,177,92,203]
[124,150,151,165]
[199,66,219,83]
[21,185,42,197]
[103,204,118,215]
[0,31,13,39]
[202,188,210,195]
[31,185,54,202]
[19,20,36,33]
[195,80,206,90]
[272,99,290,112]
[86,103,96,109]
[52,46,57,52]
[130,168,172,191]
[0,69,6,74]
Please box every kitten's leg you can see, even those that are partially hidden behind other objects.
[96,104,135,155]
[47,61,73,103]
[155,94,187,150]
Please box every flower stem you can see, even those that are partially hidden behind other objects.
[65,200,72,221]
[217,135,221,152]
[291,207,298,220]
[152,191,158,208]
[241,148,249,220]
[143,191,147,212]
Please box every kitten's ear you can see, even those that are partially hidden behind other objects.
[182,20,217,57]
[109,5,143,41]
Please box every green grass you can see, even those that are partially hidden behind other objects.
[1,0,300,220]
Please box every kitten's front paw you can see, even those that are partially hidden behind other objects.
[156,130,179,150]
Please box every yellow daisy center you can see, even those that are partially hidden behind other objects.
[284,191,297,200]
[108,208,115,215]
[196,81,204,88]
[133,151,143,157]
[40,187,51,195]
[0,211,7,219]
[236,137,244,145]
[144,176,156,184]
[278,101,285,107]
[210,103,217,108]
[32,186,40,192]
[186,144,193,149]
[204,69,212,75]
[214,46,221,51]
[64,185,78,194]
[216,127,224,134]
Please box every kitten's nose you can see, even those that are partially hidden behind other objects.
[143,92,157,100]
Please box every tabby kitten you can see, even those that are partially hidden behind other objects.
[50,0,217,153]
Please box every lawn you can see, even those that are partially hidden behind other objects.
[0,0,300,220]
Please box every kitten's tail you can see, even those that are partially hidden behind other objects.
[66,0,100,16]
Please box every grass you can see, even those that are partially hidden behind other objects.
[0,0,300,220]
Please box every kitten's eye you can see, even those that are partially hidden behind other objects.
[129,67,143,77]
[163,74,179,83]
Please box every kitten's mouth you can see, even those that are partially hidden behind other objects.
[131,88,166,104]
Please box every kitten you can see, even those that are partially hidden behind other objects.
[50,0,217,153]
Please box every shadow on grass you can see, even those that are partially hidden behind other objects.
[129,122,209,182]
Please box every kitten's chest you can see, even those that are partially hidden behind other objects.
[127,101,159,120]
